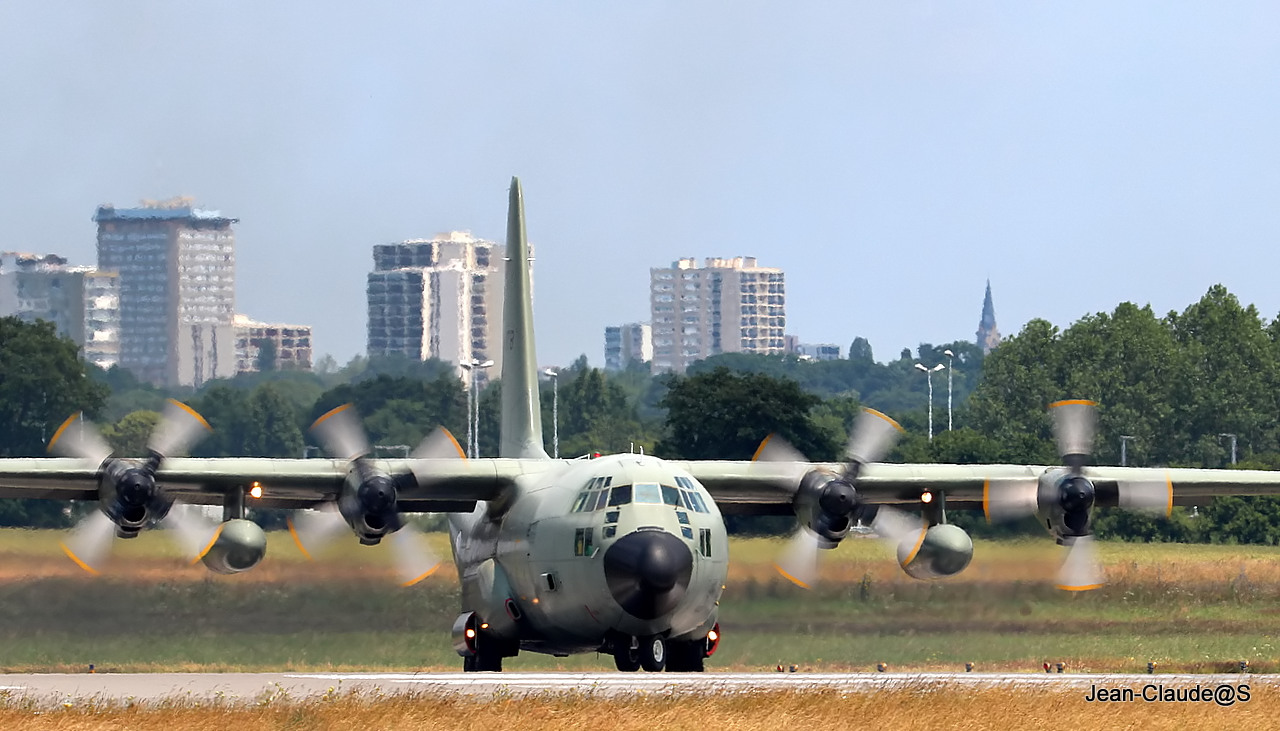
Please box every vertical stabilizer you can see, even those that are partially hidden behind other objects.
[499,178,549,459]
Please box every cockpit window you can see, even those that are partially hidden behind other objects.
[661,485,681,506]
[592,490,610,511]
[608,484,633,507]
[571,492,590,512]
[634,483,662,504]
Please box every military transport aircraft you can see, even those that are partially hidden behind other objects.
[4,179,1280,673]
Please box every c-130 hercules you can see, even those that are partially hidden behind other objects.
[5,179,1280,672]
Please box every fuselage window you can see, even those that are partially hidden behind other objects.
[634,483,662,504]
[608,484,633,507]
[699,528,712,557]
[574,527,595,556]
[661,485,681,506]
[690,492,710,514]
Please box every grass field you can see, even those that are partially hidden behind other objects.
[0,528,1278,673]
[0,686,1271,730]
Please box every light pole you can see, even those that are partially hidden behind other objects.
[1120,435,1137,466]
[1219,433,1238,465]
[914,362,945,442]
[943,349,955,432]
[543,369,560,459]
[461,359,494,458]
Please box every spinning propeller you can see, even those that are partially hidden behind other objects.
[984,400,1172,591]
[288,404,456,586]
[756,409,918,588]
[49,399,218,574]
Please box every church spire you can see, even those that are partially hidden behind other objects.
[976,280,1000,354]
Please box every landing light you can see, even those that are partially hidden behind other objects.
[707,630,719,642]
[249,482,263,499]
[465,628,476,639]
[921,492,933,504]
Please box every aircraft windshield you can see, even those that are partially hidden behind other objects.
[608,484,632,507]
[634,483,662,504]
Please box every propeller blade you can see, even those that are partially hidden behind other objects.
[286,505,348,560]
[411,427,467,460]
[1057,535,1104,591]
[148,399,212,459]
[311,404,370,461]
[983,478,1040,523]
[845,408,903,466]
[164,504,220,563]
[1117,477,1173,516]
[60,510,116,575]
[774,528,822,589]
[388,523,442,586]
[753,433,808,464]
[47,413,111,465]
[1050,400,1097,465]
[869,504,925,546]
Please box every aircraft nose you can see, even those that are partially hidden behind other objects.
[603,530,694,620]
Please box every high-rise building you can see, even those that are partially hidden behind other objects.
[976,280,1001,354]
[650,256,785,373]
[366,232,506,380]
[0,252,120,369]
[604,322,652,371]
[234,314,313,373]
[95,198,237,387]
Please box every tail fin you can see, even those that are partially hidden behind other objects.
[499,178,549,459]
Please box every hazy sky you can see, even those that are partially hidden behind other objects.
[4,3,1280,368]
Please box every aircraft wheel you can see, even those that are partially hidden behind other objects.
[664,640,705,672]
[614,646,641,672]
[639,636,666,672]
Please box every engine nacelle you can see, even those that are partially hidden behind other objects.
[896,524,973,580]
[199,519,268,574]
[337,469,403,545]
[97,459,174,537]
[791,470,857,547]
[1035,468,1094,540]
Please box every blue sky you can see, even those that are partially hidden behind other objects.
[3,2,1279,367]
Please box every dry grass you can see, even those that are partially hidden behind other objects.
[0,686,1274,730]
[3,530,1280,673]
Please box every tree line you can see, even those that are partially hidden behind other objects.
[4,283,1280,542]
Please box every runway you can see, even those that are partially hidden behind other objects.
[0,672,1271,704]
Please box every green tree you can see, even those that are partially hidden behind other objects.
[0,317,110,526]
[255,340,278,372]
[242,384,305,458]
[656,367,841,460]
[102,410,162,456]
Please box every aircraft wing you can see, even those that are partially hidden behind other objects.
[681,461,1280,515]
[0,457,529,512]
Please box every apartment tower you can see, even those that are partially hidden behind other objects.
[95,198,237,387]
[650,256,785,373]
[366,232,506,379]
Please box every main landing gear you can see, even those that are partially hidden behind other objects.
[609,628,717,673]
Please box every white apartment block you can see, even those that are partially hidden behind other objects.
[0,252,121,369]
[604,322,653,371]
[366,232,506,381]
[95,199,237,387]
[234,314,313,373]
[650,257,785,373]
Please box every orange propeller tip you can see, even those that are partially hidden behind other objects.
[773,563,811,589]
